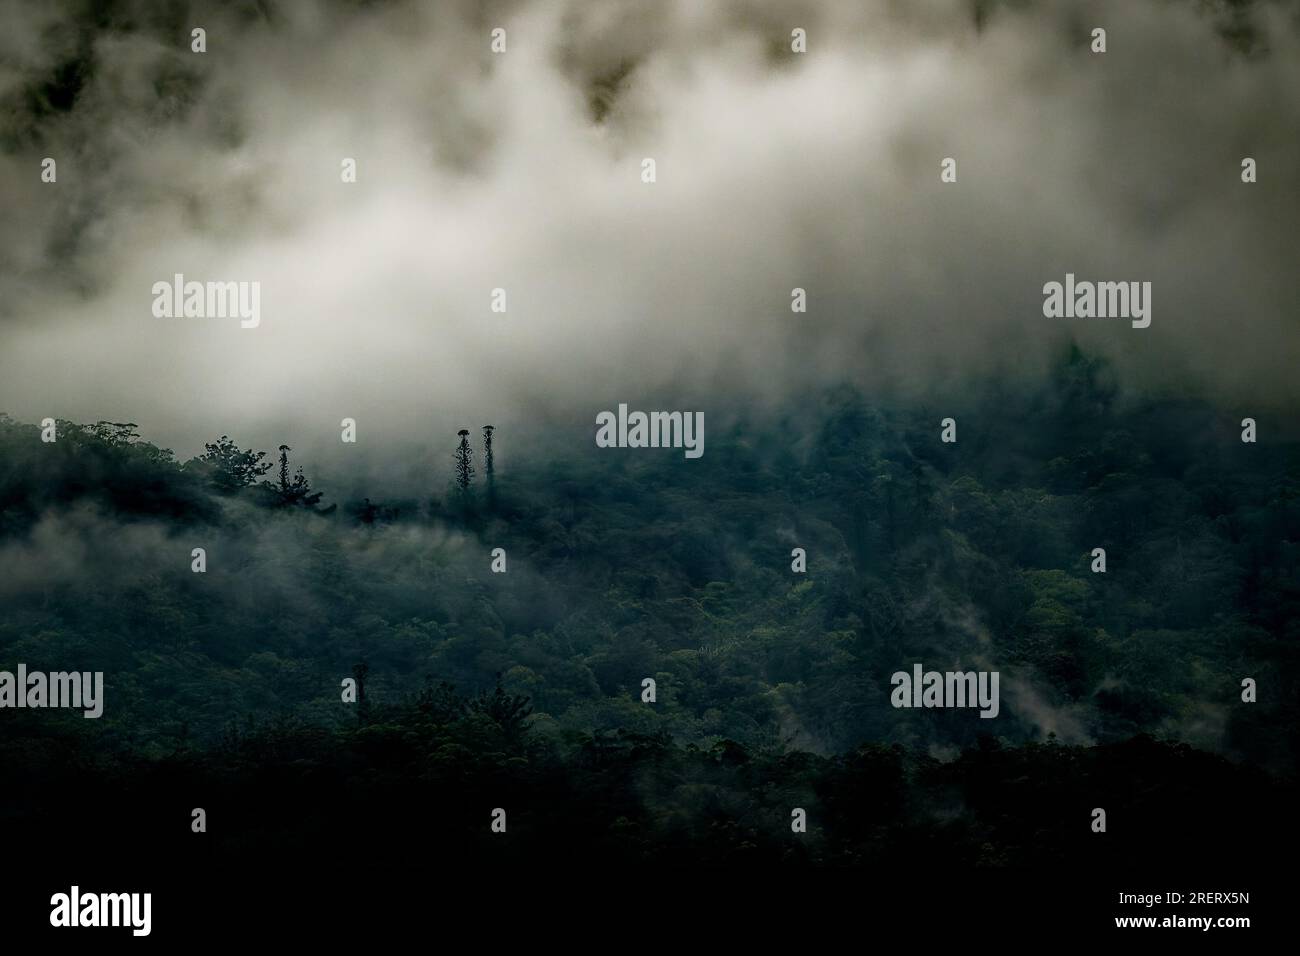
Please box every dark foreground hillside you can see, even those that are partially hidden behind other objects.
[1,351,1297,931]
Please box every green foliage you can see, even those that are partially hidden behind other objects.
[2,357,1298,864]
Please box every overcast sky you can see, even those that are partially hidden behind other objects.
[2,0,1297,462]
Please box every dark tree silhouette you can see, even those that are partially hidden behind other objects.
[481,425,495,478]
[87,421,140,446]
[289,467,323,508]
[198,435,271,492]
[454,429,474,490]
[482,425,496,507]
[277,444,291,493]
[267,444,324,509]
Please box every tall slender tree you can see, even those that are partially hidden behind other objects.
[278,444,292,493]
[481,425,495,478]
[268,444,324,509]
[481,424,496,507]
[454,429,474,491]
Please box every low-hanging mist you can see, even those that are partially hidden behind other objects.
[2,0,1298,464]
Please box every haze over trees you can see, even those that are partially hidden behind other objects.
[1,349,1296,868]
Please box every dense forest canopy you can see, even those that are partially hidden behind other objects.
[0,345,1295,896]
[3,350,1296,815]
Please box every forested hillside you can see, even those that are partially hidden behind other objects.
[2,347,1297,867]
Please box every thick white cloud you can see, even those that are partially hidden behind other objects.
[1,0,1297,462]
